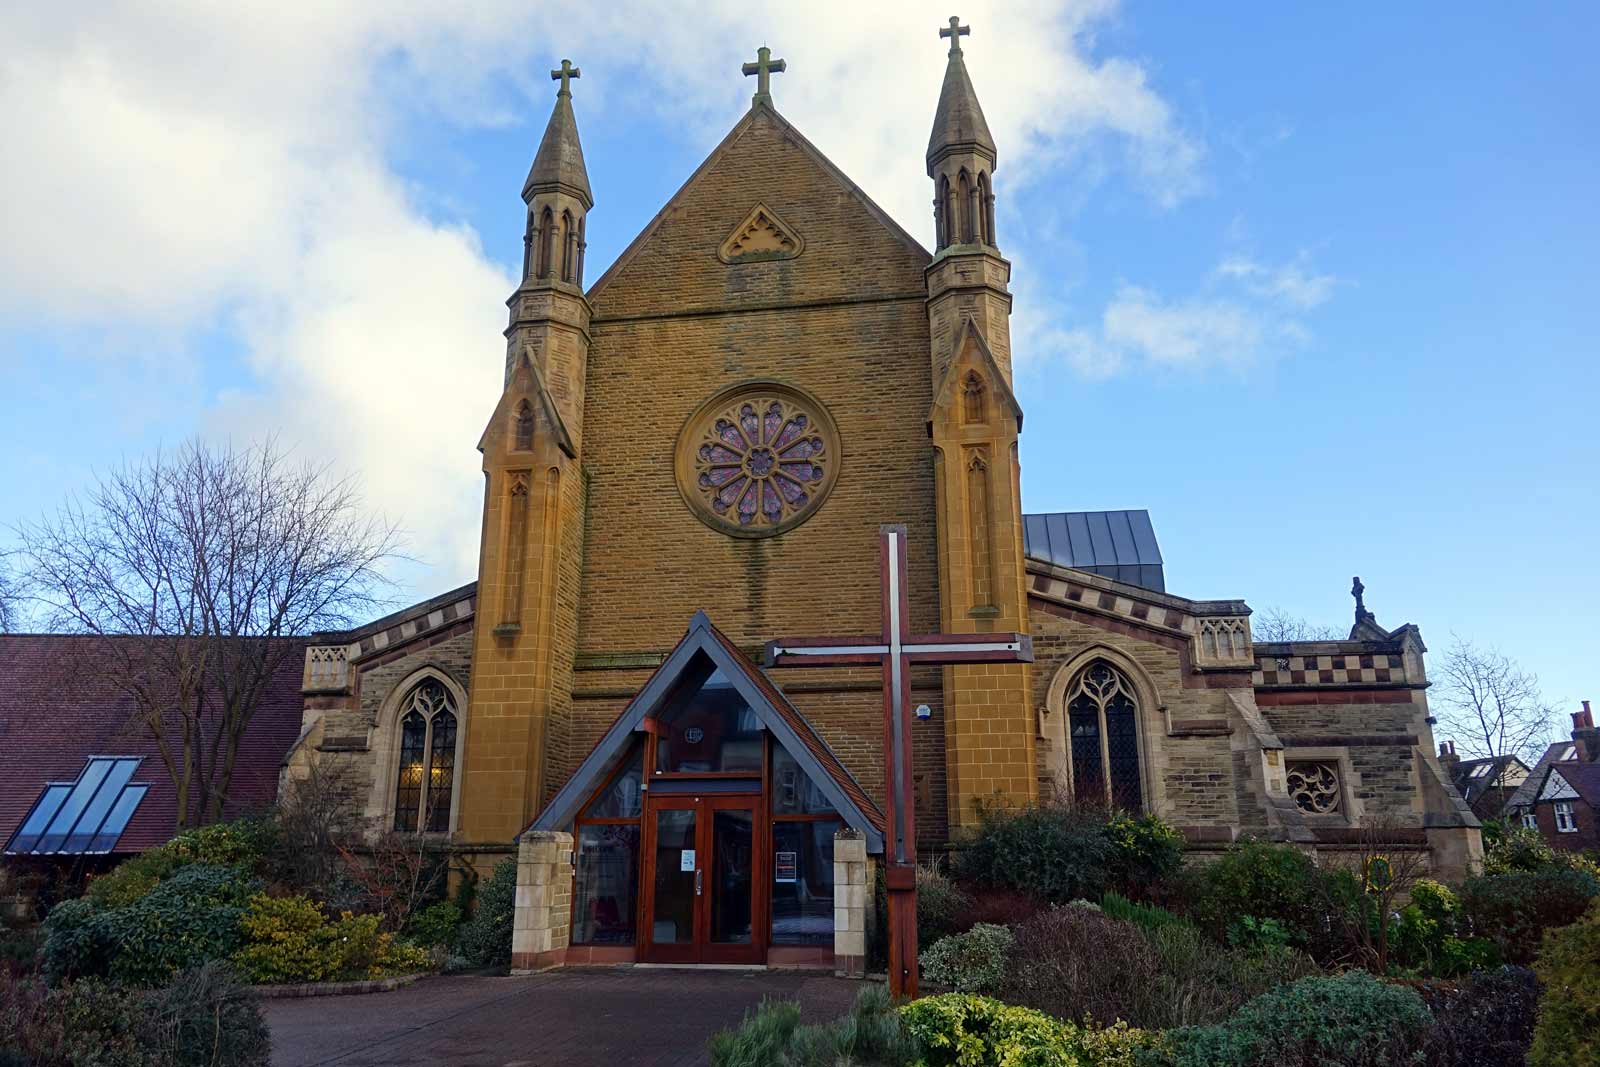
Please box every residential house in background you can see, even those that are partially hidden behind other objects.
[1439,743,1531,820]
[1504,700,1600,851]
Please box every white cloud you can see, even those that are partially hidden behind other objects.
[1217,253,1338,309]
[1023,250,1341,375]
[0,1,1203,591]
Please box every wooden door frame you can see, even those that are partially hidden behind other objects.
[638,791,766,964]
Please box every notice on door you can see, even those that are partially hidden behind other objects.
[774,851,798,883]
[680,849,696,872]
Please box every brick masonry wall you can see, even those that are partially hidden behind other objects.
[1536,796,1600,851]
[1260,694,1431,829]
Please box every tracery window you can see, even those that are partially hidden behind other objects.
[1286,760,1342,814]
[676,383,840,538]
[1065,661,1143,811]
[392,679,461,833]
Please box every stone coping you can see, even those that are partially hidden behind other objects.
[250,972,426,999]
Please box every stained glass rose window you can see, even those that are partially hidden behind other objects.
[675,382,841,538]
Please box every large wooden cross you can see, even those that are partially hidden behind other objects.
[765,524,1032,996]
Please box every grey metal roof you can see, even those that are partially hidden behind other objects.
[1023,510,1165,594]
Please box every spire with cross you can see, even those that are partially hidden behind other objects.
[551,58,580,97]
[742,45,786,107]
[940,15,970,56]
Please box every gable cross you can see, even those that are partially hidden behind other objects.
[766,524,1032,997]
[940,16,970,55]
[551,59,580,96]
[741,45,786,107]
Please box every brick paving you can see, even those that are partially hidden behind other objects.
[265,968,862,1067]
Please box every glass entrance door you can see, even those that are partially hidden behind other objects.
[640,794,763,964]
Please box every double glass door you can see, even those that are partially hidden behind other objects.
[641,793,762,964]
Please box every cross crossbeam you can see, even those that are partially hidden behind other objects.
[766,524,1032,996]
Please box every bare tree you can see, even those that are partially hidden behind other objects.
[1252,606,1345,643]
[16,438,398,826]
[0,556,19,632]
[1324,817,1432,974]
[1434,635,1556,794]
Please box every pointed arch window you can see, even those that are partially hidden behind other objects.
[935,175,951,248]
[536,207,555,278]
[1065,661,1144,812]
[958,171,974,244]
[560,210,576,282]
[962,371,985,424]
[514,400,535,451]
[392,679,462,832]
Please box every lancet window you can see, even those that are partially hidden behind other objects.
[1065,661,1144,812]
[392,679,461,833]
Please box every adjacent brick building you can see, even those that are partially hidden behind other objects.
[284,29,1484,973]
[1505,702,1600,852]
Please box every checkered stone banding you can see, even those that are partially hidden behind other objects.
[1252,652,1409,688]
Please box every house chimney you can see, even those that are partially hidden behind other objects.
[1573,700,1599,763]
[1439,740,1460,767]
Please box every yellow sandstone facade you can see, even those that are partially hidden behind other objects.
[285,30,1482,972]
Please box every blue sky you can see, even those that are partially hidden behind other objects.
[2,3,1594,740]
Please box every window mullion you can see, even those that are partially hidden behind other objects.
[420,716,433,829]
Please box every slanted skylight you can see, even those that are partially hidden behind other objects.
[1470,763,1492,778]
[5,757,150,856]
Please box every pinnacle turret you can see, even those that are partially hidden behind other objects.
[926,18,995,175]
[523,61,592,208]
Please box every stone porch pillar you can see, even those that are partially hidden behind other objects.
[511,830,573,973]
[833,828,873,978]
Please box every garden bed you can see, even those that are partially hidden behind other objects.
[251,971,426,998]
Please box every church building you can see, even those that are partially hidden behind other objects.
[283,25,1483,974]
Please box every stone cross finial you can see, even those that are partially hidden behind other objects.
[940,15,970,55]
[1352,576,1370,619]
[742,45,786,106]
[551,59,580,96]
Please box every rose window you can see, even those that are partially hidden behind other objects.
[1286,761,1342,814]
[676,383,840,538]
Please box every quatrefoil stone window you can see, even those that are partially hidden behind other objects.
[1286,760,1343,814]
[675,382,841,538]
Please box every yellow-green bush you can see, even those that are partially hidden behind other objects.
[231,894,427,985]
[899,993,1163,1067]
[88,818,278,909]
[1530,898,1600,1067]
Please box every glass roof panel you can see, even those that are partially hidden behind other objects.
[64,758,141,852]
[88,784,148,854]
[6,784,72,854]
[36,758,115,853]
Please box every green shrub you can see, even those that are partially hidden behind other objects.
[901,993,1162,1067]
[1100,892,1189,933]
[405,900,462,948]
[1104,812,1185,896]
[456,858,517,969]
[709,985,919,1067]
[1411,966,1540,1067]
[1484,824,1559,874]
[143,962,271,1067]
[1185,839,1361,962]
[87,819,278,911]
[1389,879,1500,977]
[1530,899,1600,1067]
[0,969,154,1066]
[40,898,113,983]
[231,893,427,984]
[100,865,261,986]
[996,904,1318,1032]
[920,923,1014,994]
[916,863,973,947]
[1155,972,1433,1067]
[1460,865,1600,965]
[955,803,1115,904]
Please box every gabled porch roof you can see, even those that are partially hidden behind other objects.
[527,611,885,853]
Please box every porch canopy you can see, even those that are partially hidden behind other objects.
[526,611,885,853]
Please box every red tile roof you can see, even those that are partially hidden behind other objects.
[0,635,306,853]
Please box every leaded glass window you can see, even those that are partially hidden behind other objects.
[1064,661,1144,812]
[392,679,461,833]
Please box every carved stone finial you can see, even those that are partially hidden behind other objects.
[940,16,971,56]
[551,59,580,96]
[741,45,786,107]
[1352,576,1372,621]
